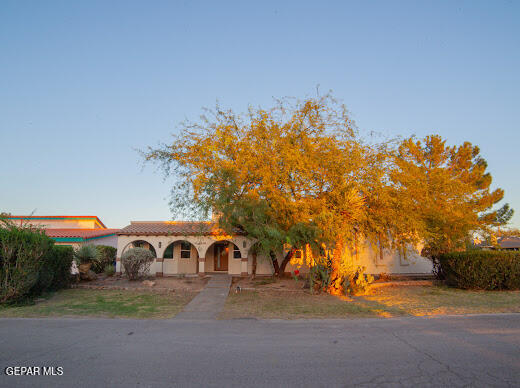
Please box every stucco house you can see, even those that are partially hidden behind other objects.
[6,215,119,249]
[116,220,433,276]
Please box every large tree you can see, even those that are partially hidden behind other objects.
[145,95,510,293]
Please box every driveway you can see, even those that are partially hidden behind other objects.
[0,314,519,387]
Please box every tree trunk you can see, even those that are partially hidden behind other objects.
[278,248,297,275]
[270,251,280,275]
[250,251,257,280]
[327,239,344,295]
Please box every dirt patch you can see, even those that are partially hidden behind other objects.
[79,275,209,292]
[232,276,307,292]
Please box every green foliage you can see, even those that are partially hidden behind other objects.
[343,266,374,295]
[103,263,115,277]
[92,245,116,273]
[494,203,514,226]
[439,251,520,290]
[121,247,155,280]
[74,244,99,265]
[309,263,332,294]
[0,220,55,303]
[32,245,74,293]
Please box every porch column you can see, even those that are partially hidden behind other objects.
[155,258,164,277]
[241,257,248,276]
[116,258,121,275]
[198,256,205,276]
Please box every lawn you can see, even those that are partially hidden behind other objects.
[221,280,520,319]
[0,288,196,319]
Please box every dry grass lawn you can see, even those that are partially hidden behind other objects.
[0,288,196,319]
[221,279,520,319]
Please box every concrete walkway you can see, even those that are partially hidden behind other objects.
[175,273,231,320]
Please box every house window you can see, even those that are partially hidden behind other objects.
[294,250,302,259]
[180,242,191,259]
[233,245,241,259]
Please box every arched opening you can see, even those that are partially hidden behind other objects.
[122,240,157,257]
[162,240,199,274]
[204,241,241,273]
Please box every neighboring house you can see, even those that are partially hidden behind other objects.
[474,236,520,251]
[6,215,119,249]
[116,220,433,276]
[496,236,520,251]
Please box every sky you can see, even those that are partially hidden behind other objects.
[0,0,519,228]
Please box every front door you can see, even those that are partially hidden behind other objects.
[214,244,229,271]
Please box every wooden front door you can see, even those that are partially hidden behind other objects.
[214,244,229,271]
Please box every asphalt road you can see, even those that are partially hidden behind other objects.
[0,314,519,387]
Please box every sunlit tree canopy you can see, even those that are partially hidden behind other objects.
[145,94,510,284]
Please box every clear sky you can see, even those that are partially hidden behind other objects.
[1,0,519,228]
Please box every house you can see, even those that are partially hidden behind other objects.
[116,220,433,276]
[6,215,119,249]
[473,236,520,251]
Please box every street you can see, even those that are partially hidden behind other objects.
[1,314,519,387]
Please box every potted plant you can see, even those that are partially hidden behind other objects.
[74,244,99,274]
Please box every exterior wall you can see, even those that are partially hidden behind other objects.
[115,234,433,276]
[9,218,100,229]
[228,242,242,275]
[88,234,117,248]
[283,242,433,275]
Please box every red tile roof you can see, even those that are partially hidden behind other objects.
[45,229,119,239]
[117,221,244,236]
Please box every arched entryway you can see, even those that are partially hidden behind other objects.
[162,240,199,275]
[204,241,242,274]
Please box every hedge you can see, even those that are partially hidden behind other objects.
[439,250,520,290]
[0,224,54,303]
[1,221,74,303]
[32,245,74,294]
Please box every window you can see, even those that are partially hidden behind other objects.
[233,245,241,259]
[163,243,174,259]
[294,250,302,259]
[180,242,191,259]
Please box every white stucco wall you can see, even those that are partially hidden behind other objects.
[115,234,433,276]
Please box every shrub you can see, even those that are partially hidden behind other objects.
[104,263,115,277]
[121,247,155,280]
[92,245,116,273]
[0,221,54,303]
[74,244,99,265]
[32,245,74,293]
[439,251,520,290]
[343,266,374,295]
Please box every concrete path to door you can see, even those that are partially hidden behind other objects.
[175,273,231,320]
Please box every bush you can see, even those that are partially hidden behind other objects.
[0,221,54,303]
[74,244,99,265]
[343,266,374,295]
[32,245,74,293]
[104,263,115,277]
[439,251,520,290]
[92,245,116,273]
[121,247,155,280]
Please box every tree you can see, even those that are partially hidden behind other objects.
[145,95,372,281]
[145,95,509,294]
[390,135,506,257]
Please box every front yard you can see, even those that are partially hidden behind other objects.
[221,278,520,319]
[0,288,196,319]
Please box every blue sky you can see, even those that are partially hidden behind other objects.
[1,0,519,228]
